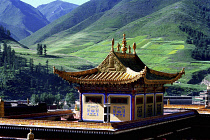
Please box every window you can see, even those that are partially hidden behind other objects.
[136,97,143,105]
[85,96,102,104]
[111,97,128,104]
[147,96,153,104]
[156,95,162,103]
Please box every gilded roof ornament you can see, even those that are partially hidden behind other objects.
[181,68,185,74]
[128,45,131,53]
[121,34,127,53]
[133,42,136,54]
[111,38,114,52]
[117,43,121,51]
[53,66,55,74]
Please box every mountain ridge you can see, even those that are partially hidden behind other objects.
[37,0,78,22]
[20,0,183,47]
[20,0,123,46]
[0,0,49,41]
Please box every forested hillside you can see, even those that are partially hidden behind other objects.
[0,25,12,41]
[0,42,78,101]
[178,0,210,61]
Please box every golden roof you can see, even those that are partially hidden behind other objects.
[53,34,185,85]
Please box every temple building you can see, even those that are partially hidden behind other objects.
[53,34,185,122]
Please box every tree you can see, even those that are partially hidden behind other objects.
[0,45,2,66]
[40,44,43,55]
[7,30,11,36]
[3,56,7,71]
[65,92,75,106]
[36,44,43,55]
[11,49,15,65]
[29,58,34,73]
[43,44,47,56]
[30,94,39,105]
[45,60,49,74]
[55,93,62,108]
[2,43,7,60]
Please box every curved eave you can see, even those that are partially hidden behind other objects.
[143,68,185,85]
[149,68,180,78]
[53,67,143,85]
[53,67,98,76]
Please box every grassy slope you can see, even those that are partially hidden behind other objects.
[20,0,182,48]
[24,0,184,53]
[14,0,209,94]
[14,34,209,93]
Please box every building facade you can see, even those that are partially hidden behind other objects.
[54,34,185,122]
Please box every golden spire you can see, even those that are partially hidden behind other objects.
[133,42,136,54]
[111,38,114,51]
[121,34,127,53]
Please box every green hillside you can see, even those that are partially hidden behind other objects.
[15,0,210,96]
[15,35,209,95]
[20,0,122,46]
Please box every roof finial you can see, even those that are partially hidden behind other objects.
[128,45,131,53]
[181,68,185,75]
[111,38,114,51]
[53,66,55,74]
[121,34,127,53]
[117,43,121,51]
[133,42,136,54]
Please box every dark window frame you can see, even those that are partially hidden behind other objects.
[136,97,143,105]
[146,96,153,104]
[85,96,102,104]
[156,95,163,103]
[110,97,128,104]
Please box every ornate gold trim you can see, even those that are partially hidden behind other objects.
[54,67,144,85]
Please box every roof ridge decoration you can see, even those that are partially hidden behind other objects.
[111,38,114,52]
[121,34,127,53]
[133,42,136,54]
[97,44,127,72]
[117,43,121,51]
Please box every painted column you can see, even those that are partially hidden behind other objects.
[78,88,83,121]
[105,87,108,103]
[0,98,4,118]
[132,90,136,120]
